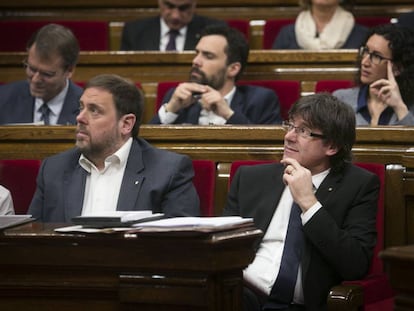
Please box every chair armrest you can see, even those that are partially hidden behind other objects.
[327,284,363,311]
[327,273,394,311]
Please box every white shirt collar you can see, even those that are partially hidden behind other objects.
[79,137,133,173]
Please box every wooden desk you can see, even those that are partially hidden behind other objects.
[380,245,414,310]
[0,221,262,310]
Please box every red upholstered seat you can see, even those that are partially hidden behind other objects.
[315,80,355,94]
[0,159,41,215]
[229,160,394,310]
[356,16,392,28]
[155,81,181,112]
[156,80,300,121]
[237,80,300,121]
[0,20,109,51]
[192,160,216,216]
[263,18,295,49]
[227,19,250,41]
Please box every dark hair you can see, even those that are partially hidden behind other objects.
[200,24,249,81]
[288,93,356,173]
[84,74,144,137]
[356,23,414,105]
[26,23,80,70]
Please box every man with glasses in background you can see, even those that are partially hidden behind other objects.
[224,93,379,311]
[0,23,82,125]
[120,0,225,51]
[333,23,414,126]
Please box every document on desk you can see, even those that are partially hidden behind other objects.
[0,215,34,230]
[55,211,165,233]
[132,216,254,232]
[71,211,165,228]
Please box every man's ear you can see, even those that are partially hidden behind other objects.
[227,62,241,79]
[120,113,136,135]
[326,144,339,157]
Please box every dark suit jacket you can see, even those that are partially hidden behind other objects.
[28,138,200,222]
[272,23,368,49]
[149,85,282,124]
[223,162,379,311]
[0,80,82,125]
[121,15,226,51]
[398,11,414,31]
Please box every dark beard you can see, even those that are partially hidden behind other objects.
[189,67,226,90]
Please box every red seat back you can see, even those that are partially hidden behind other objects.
[356,16,392,28]
[0,159,41,215]
[227,19,250,41]
[238,80,301,120]
[0,20,109,51]
[263,18,295,49]
[156,81,181,112]
[192,160,216,216]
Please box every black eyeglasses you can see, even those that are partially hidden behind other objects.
[23,61,57,79]
[162,0,193,12]
[359,46,392,65]
[282,121,326,139]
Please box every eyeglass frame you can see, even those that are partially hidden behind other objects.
[282,120,326,139]
[359,46,392,65]
[162,0,193,12]
[22,60,58,80]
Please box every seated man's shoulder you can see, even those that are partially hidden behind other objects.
[0,80,28,92]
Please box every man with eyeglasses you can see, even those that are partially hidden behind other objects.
[333,23,414,126]
[120,0,226,51]
[224,93,379,311]
[0,23,82,125]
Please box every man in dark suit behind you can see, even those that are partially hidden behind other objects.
[28,74,200,223]
[224,93,379,311]
[149,25,282,125]
[0,23,82,125]
[121,0,225,51]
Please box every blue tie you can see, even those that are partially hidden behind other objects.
[265,202,304,309]
[39,103,51,125]
[166,29,179,51]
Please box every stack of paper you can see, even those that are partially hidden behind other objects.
[133,216,254,232]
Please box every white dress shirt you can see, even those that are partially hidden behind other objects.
[243,169,330,304]
[79,137,132,215]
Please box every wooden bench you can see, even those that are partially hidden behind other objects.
[0,50,360,123]
[1,0,413,50]
[0,125,413,250]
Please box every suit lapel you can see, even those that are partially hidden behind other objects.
[63,163,87,222]
[57,81,81,125]
[116,140,145,211]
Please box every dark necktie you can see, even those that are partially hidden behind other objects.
[166,29,179,51]
[265,202,304,309]
[39,103,51,125]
